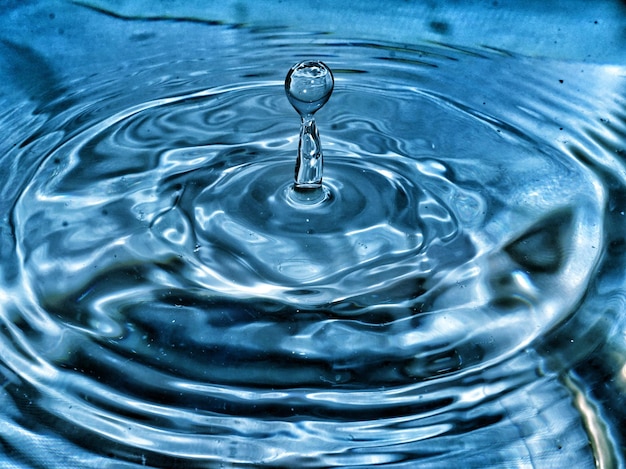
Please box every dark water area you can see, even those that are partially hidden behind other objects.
[1,1,625,467]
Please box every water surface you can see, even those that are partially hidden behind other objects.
[1,1,625,467]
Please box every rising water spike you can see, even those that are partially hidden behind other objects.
[285,60,334,191]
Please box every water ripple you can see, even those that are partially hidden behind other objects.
[1,12,624,467]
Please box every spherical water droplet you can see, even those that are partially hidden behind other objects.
[285,60,334,116]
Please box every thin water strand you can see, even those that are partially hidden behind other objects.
[294,115,323,189]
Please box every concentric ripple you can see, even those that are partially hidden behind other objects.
[1,5,625,467]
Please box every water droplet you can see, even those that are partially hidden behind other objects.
[285,60,334,191]
[285,60,334,117]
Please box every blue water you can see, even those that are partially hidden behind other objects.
[1,1,625,467]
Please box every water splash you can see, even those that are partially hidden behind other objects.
[285,60,334,191]
[0,4,624,467]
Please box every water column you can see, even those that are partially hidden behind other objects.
[285,61,334,191]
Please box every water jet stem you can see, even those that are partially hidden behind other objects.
[294,115,323,191]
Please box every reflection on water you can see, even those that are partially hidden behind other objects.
[0,1,625,467]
